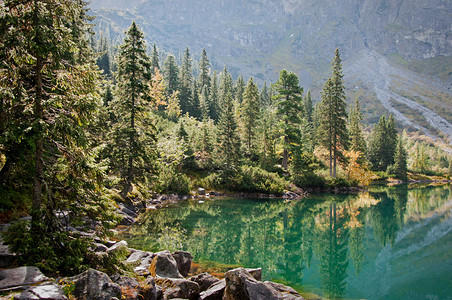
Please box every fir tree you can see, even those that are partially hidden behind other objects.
[151,43,160,74]
[112,21,154,194]
[219,66,234,107]
[218,92,240,170]
[393,137,407,180]
[180,47,193,115]
[198,48,211,92]
[368,115,398,171]
[209,71,220,122]
[317,49,349,177]
[272,70,304,170]
[348,99,366,157]
[163,54,179,95]
[235,75,245,104]
[303,89,313,123]
[240,77,260,156]
[200,86,210,121]
[260,81,271,107]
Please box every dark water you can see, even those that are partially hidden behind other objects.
[119,184,452,300]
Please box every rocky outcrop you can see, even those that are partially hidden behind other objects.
[223,268,304,300]
[0,266,49,291]
[189,272,220,292]
[66,269,121,300]
[171,250,193,277]
[150,250,183,278]
[155,277,200,300]
[15,283,68,300]
[199,279,225,300]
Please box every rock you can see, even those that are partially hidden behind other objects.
[107,240,129,254]
[223,268,304,300]
[171,251,193,277]
[118,213,136,225]
[150,250,183,278]
[0,238,17,268]
[197,188,206,195]
[139,277,159,300]
[15,283,68,300]
[93,243,108,252]
[155,277,200,300]
[0,266,49,291]
[134,254,155,276]
[189,272,219,292]
[126,250,150,265]
[66,269,121,300]
[199,279,225,300]
[246,268,262,281]
[115,276,140,300]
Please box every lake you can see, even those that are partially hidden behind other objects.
[118,184,452,300]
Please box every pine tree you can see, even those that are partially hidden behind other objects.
[219,66,234,107]
[235,75,245,104]
[240,77,260,156]
[151,43,160,74]
[209,71,220,122]
[272,70,304,170]
[348,99,366,157]
[303,90,313,123]
[317,49,349,177]
[191,78,201,119]
[180,47,193,115]
[112,21,154,194]
[260,81,271,107]
[200,86,210,121]
[368,115,398,171]
[0,0,116,272]
[198,48,211,92]
[163,54,179,95]
[218,92,240,170]
[393,137,407,180]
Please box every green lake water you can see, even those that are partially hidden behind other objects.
[119,184,452,300]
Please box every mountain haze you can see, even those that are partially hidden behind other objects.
[89,0,452,142]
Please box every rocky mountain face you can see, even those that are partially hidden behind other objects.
[90,0,452,142]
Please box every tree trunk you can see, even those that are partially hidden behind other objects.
[32,55,44,227]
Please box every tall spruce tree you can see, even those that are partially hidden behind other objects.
[112,21,154,194]
[317,49,349,177]
[0,0,116,272]
[163,54,179,95]
[209,71,220,122]
[260,81,271,107]
[240,77,260,156]
[235,75,245,104]
[217,92,240,170]
[180,47,193,115]
[303,90,313,123]
[272,70,304,170]
[348,99,366,156]
[368,115,398,171]
[151,43,160,74]
[392,137,407,180]
[198,48,211,92]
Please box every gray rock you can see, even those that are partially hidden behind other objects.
[150,250,183,278]
[155,277,200,300]
[15,283,67,300]
[223,268,304,300]
[246,268,262,281]
[189,272,219,292]
[139,277,159,300]
[93,243,108,252]
[0,239,16,268]
[133,253,155,276]
[126,250,150,265]
[197,188,206,195]
[118,213,136,225]
[0,266,49,291]
[107,240,129,254]
[199,279,225,300]
[115,276,140,300]
[171,251,193,277]
[67,269,121,300]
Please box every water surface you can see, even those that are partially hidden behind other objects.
[119,184,452,300]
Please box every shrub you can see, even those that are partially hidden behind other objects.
[239,165,288,195]
[156,165,191,195]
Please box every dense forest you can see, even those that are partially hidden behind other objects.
[0,0,451,275]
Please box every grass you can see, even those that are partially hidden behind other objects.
[388,54,452,82]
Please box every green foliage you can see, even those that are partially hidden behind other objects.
[156,164,191,195]
[239,165,288,194]
[368,115,398,171]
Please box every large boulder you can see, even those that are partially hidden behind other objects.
[126,250,151,265]
[199,279,225,300]
[66,269,121,300]
[223,268,304,300]
[0,266,49,291]
[189,272,219,292]
[150,250,183,278]
[171,251,193,277]
[245,268,262,281]
[107,240,129,255]
[15,283,67,300]
[0,238,17,268]
[155,277,200,300]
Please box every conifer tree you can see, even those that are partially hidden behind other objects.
[191,79,201,119]
[235,75,245,104]
[240,77,260,156]
[368,115,398,171]
[392,137,407,180]
[260,82,271,107]
[163,54,179,95]
[112,21,154,194]
[200,86,210,121]
[272,70,304,170]
[151,43,160,74]
[180,47,193,115]
[219,67,234,106]
[348,99,366,156]
[209,71,220,122]
[317,49,349,177]
[218,92,240,170]
[0,0,116,271]
[303,90,313,123]
[198,48,211,92]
